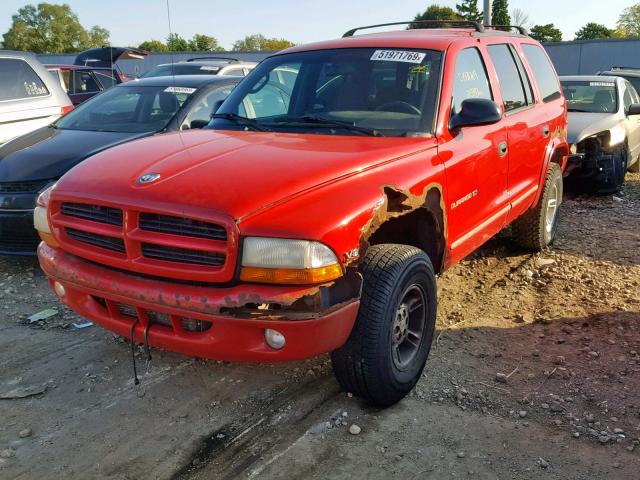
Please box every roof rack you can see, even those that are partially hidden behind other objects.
[342,20,484,37]
[610,66,640,71]
[485,25,528,35]
[185,56,240,63]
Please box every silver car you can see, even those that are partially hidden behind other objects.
[0,50,73,145]
[561,75,640,193]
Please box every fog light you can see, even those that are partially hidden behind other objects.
[264,329,286,350]
[53,281,66,298]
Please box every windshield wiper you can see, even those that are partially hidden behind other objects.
[210,113,272,132]
[272,115,384,137]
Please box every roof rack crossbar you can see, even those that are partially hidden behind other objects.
[185,56,240,63]
[611,66,640,70]
[342,20,484,37]
[485,25,528,35]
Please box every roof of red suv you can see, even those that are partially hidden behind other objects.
[281,27,529,55]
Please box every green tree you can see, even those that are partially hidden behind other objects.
[575,22,614,40]
[409,5,462,29]
[616,3,640,37]
[491,0,511,26]
[2,2,110,53]
[166,33,191,51]
[138,40,168,52]
[88,26,110,46]
[189,34,224,52]
[529,24,562,43]
[456,0,483,23]
[232,34,294,51]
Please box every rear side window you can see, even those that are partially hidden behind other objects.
[487,44,529,112]
[624,77,640,98]
[521,44,561,102]
[452,48,493,114]
[224,68,245,77]
[95,72,116,89]
[72,71,101,94]
[623,82,636,110]
[0,58,49,101]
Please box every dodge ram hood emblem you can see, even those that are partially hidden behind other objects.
[138,173,161,184]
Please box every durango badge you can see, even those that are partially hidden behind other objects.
[137,173,161,184]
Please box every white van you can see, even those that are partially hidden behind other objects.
[0,51,73,145]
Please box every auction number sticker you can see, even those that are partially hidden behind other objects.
[589,82,615,87]
[370,50,426,63]
[164,86,197,94]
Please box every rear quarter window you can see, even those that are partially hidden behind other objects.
[0,58,49,101]
[521,44,561,103]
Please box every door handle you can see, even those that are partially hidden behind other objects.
[498,141,508,157]
[542,125,550,138]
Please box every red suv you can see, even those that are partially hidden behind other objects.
[35,22,568,406]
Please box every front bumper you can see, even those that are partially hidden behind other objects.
[566,152,616,180]
[0,208,39,255]
[38,243,360,362]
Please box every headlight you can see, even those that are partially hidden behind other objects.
[240,237,342,284]
[33,185,58,247]
[609,126,626,147]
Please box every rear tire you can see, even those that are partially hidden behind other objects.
[330,244,436,407]
[512,162,563,250]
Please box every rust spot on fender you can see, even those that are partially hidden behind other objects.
[358,183,449,271]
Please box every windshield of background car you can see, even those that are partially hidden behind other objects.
[211,48,443,136]
[55,85,194,133]
[142,64,221,78]
[561,80,618,113]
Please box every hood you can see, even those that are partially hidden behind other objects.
[74,47,149,68]
[567,112,623,145]
[55,129,436,221]
[0,127,150,182]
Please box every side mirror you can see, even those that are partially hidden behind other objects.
[449,98,502,131]
[626,103,640,116]
[189,119,209,129]
[212,99,225,114]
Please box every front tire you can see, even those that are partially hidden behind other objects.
[512,162,563,250]
[330,244,436,407]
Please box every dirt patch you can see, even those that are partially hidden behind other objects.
[0,173,639,479]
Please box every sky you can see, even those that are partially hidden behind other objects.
[0,0,635,49]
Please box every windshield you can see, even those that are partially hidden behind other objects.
[561,80,618,113]
[55,84,194,133]
[142,64,221,78]
[210,48,442,137]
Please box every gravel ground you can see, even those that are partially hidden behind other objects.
[0,173,639,479]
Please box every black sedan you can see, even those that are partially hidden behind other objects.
[0,75,239,254]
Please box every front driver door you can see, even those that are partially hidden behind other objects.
[440,46,510,265]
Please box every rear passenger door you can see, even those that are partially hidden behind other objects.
[440,47,509,262]
[516,43,565,217]
[486,43,544,221]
